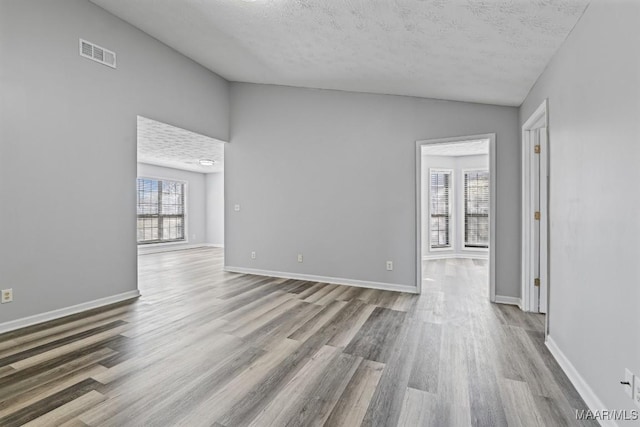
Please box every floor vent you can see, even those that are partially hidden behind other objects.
[79,39,116,69]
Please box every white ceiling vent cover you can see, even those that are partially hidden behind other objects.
[79,39,116,68]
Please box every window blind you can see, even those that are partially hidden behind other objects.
[137,178,185,244]
[464,170,489,248]
[430,171,451,248]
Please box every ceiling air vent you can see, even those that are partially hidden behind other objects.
[79,39,116,69]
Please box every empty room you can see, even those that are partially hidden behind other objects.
[0,0,638,426]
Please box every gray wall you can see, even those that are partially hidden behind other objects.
[422,154,489,258]
[137,163,207,247]
[227,83,520,296]
[519,0,640,417]
[206,172,225,246]
[0,0,229,323]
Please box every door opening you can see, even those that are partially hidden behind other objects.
[416,134,496,302]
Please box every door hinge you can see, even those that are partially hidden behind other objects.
[534,145,541,154]
[534,278,540,287]
[534,211,541,220]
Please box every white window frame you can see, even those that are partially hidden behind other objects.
[428,168,454,252]
[136,175,189,246]
[460,168,490,252]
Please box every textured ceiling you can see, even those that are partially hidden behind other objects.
[422,139,488,156]
[137,116,225,174]
[91,0,589,106]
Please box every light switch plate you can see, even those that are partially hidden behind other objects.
[634,375,640,408]
[624,369,634,398]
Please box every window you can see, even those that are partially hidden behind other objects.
[464,170,489,248]
[430,170,452,249]
[137,178,185,244]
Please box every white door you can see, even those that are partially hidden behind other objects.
[538,128,548,314]
[531,128,548,314]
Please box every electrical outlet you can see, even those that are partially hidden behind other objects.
[386,261,393,271]
[634,375,640,408]
[297,254,303,263]
[251,251,256,260]
[1,289,13,304]
[234,204,241,212]
[624,369,634,398]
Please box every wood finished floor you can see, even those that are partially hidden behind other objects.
[0,247,596,427]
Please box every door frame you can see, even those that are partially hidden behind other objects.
[415,133,496,300]
[521,100,549,315]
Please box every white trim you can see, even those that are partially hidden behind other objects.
[223,266,418,294]
[546,337,617,427]
[138,243,222,255]
[494,295,522,308]
[422,254,488,260]
[416,134,496,301]
[521,99,549,316]
[0,290,140,335]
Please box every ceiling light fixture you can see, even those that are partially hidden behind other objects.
[199,159,216,166]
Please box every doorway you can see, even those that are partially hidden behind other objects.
[416,134,496,301]
[522,100,549,315]
[136,115,225,256]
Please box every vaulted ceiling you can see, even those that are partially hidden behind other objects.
[92,0,589,106]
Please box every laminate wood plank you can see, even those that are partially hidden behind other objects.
[22,390,107,427]
[58,419,89,427]
[0,348,115,401]
[172,338,302,426]
[325,303,376,348]
[296,282,328,300]
[397,387,438,427]
[0,320,127,367]
[9,324,129,371]
[324,359,385,427]
[287,300,347,342]
[498,378,547,427]
[466,322,509,427]
[359,314,421,427]
[271,351,361,426]
[303,283,338,304]
[343,307,406,363]
[0,364,106,419]
[246,345,344,426]
[407,321,441,393]
[0,378,104,427]
[134,345,267,427]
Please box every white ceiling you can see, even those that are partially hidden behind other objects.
[422,139,488,157]
[137,116,225,173]
[91,0,588,106]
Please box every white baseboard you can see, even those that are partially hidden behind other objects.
[423,253,488,260]
[138,243,222,255]
[546,336,617,427]
[223,266,418,294]
[0,290,141,335]
[494,295,522,308]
